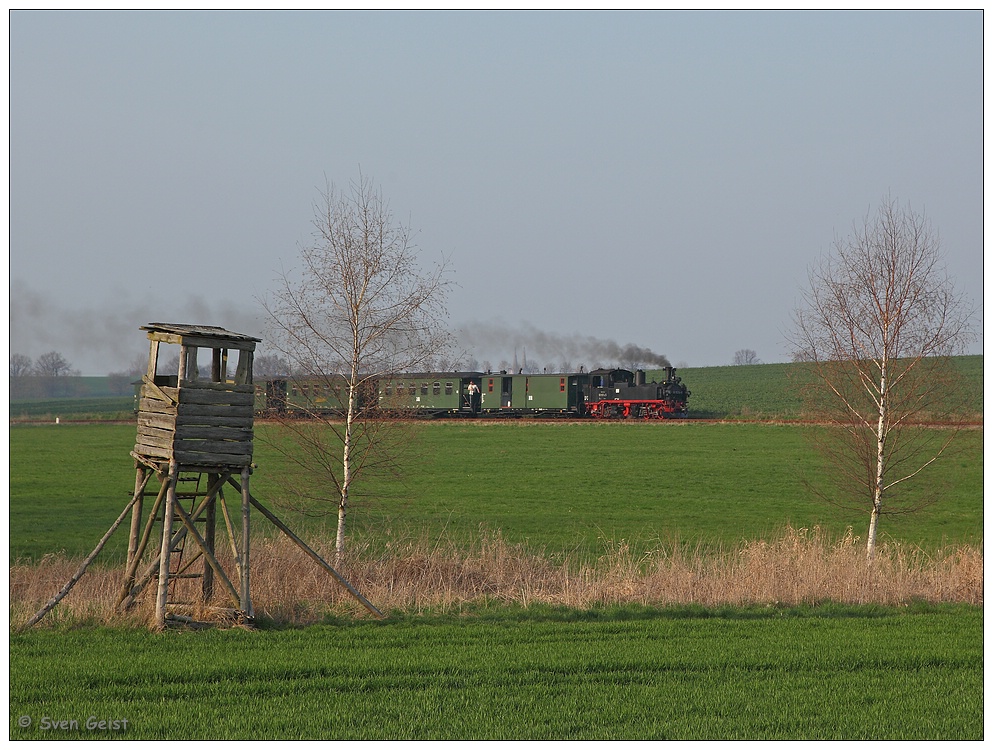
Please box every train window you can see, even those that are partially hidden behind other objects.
[560,377,566,392]
[487,378,494,393]
[397,383,405,394]
[445,382,453,395]
[384,385,392,396]
[433,382,440,395]
[421,382,428,395]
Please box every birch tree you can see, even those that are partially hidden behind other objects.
[791,199,974,560]
[263,174,453,560]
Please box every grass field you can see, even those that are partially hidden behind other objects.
[8,604,983,740]
[668,354,983,420]
[8,421,984,562]
[8,361,984,740]
[8,396,135,422]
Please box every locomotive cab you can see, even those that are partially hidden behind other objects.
[588,368,634,390]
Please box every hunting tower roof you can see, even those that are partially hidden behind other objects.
[140,323,261,348]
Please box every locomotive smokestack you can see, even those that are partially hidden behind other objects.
[635,369,646,385]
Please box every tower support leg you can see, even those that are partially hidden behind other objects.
[203,473,217,603]
[126,465,147,573]
[240,466,253,618]
[155,460,178,629]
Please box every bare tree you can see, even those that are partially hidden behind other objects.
[732,349,761,366]
[254,354,292,379]
[10,353,33,377]
[790,198,975,560]
[33,351,76,377]
[26,351,81,397]
[9,353,38,398]
[263,174,453,560]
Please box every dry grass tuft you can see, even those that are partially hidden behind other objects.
[10,526,982,629]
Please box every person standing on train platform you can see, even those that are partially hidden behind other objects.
[466,380,481,415]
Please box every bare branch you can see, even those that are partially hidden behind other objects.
[259,174,453,559]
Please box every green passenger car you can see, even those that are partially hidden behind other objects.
[379,372,483,414]
[256,371,596,418]
[479,372,588,414]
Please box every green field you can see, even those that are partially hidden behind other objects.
[670,354,983,420]
[8,396,135,422]
[9,361,984,740]
[8,421,983,563]
[8,605,983,740]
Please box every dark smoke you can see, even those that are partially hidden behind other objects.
[456,321,670,370]
[9,282,265,376]
[11,284,670,377]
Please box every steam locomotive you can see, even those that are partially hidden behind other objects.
[257,366,690,419]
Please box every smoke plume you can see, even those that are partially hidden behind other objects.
[9,282,266,376]
[456,320,670,371]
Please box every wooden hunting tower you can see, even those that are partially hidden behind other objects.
[124,323,261,627]
[22,322,381,631]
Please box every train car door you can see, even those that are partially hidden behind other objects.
[512,375,530,409]
[266,379,287,414]
[462,376,482,414]
[501,376,513,408]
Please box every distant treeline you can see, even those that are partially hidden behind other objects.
[10,349,139,400]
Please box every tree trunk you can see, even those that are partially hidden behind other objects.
[335,498,347,564]
[868,358,888,562]
[866,501,881,562]
[336,428,351,565]
[335,364,360,564]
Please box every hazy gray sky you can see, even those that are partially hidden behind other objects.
[10,11,983,375]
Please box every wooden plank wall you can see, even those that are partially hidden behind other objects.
[135,381,255,467]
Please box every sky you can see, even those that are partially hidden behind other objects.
[9,11,984,375]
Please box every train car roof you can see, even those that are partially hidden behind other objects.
[387,371,598,378]
[382,371,484,379]
[481,371,592,376]
[588,367,634,375]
